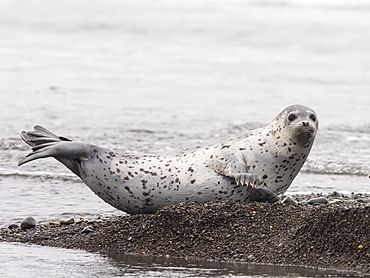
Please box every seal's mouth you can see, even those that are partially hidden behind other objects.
[295,125,316,141]
[298,131,313,139]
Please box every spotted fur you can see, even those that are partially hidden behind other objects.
[18,105,318,214]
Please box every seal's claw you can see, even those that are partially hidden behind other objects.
[233,173,261,186]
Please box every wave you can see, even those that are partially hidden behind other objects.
[0,138,28,151]
[249,0,370,9]
[325,123,370,134]
[0,169,79,182]
[302,161,369,176]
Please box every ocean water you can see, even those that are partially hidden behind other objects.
[0,0,369,277]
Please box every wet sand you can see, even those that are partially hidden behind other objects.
[1,193,369,276]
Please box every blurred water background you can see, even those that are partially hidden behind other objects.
[0,0,369,277]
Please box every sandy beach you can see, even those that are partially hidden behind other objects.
[1,193,369,276]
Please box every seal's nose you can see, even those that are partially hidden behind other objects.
[302,121,309,127]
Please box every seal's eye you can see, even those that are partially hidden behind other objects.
[288,114,297,122]
[309,114,317,122]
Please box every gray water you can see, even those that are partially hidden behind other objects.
[1,0,369,277]
[0,243,363,278]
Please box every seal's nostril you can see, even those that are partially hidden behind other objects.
[302,121,309,127]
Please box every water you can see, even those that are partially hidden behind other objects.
[0,243,362,278]
[0,0,369,277]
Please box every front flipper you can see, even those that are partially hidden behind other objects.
[246,183,279,203]
[211,155,261,186]
[211,155,278,203]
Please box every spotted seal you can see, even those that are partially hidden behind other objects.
[18,104,318,214]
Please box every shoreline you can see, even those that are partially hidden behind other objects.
[1,193,369,276]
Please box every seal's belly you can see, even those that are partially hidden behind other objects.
[80,154,240,214]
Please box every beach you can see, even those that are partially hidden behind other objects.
[1,0,370,276]
[1,193,369,276]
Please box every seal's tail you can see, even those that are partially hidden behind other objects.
[18,125,89,177]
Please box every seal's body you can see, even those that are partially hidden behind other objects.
[19,105,318,214]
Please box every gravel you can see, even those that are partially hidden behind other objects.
[1,193,369,275]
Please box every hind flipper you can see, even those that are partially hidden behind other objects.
[20,125,72,148]
[18,126,91,177]
[33,125,72,141]
[18,141,90,166]
[18,144,58,166]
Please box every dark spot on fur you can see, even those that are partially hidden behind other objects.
[124,186,133,195]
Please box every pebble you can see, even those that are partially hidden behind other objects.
[82,225,94,233]
[76,219,86,224]
[281,196,297,204]
[8,224,19,229]
[87,219,104,225]
[87,219,97,225]
[327,191,343,198]
[60,218,75,225]
[307,197,328,205]
[20,217,36,230]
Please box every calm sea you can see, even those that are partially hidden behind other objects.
[0,0,369,277]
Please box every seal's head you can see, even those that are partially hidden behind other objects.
[272,104,318,146]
